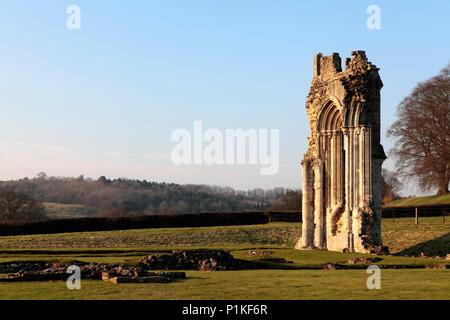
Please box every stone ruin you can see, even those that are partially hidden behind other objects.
[296,51,387,254]
[0,250,253,284]
[0,261,186,284]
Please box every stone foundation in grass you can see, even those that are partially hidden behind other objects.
[0,261,186,284]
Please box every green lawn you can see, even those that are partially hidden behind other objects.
[0,223,300,249]
[0,217,448,300]
[1,269,448,300]
[0,218,448,255]
[386,194,450,207]
[382,217,449,256]
[1,246,446,268]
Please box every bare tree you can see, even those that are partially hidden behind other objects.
[0,188,47,222]
[269,189,302,211]
[381,168,402,204]
[388,63,450,195]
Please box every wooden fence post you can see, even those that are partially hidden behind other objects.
[415,208,419,225]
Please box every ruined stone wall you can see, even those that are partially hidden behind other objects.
[296,51,386,253]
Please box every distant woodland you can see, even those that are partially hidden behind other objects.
[0,174,301,222]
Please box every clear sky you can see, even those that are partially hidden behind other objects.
[0,1,449,194]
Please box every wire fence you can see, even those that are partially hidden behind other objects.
[266,206,450,225]
[382,206,449,225]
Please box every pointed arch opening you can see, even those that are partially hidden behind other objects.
[317,99,345,239]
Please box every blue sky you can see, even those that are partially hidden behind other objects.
[0,1,449,193]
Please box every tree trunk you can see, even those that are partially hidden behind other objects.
[437,175,449,195]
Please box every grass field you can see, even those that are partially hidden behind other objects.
[0,217,447,255]
[0,217,448,300]
[1,269,449,300]
[43,203,98,220]
[386,194,450,207]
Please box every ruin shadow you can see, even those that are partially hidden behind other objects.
[395,232,450,257]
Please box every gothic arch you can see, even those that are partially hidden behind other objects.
[318,101,342,131]
[317,97,343,131]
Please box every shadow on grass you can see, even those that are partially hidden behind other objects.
[395,232,450,257]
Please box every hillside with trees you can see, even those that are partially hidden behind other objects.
[0,188,47,222]
[0,174,300,221]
